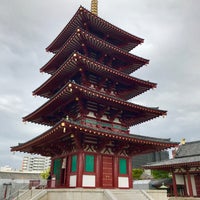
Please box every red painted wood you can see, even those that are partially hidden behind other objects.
[172,171,178,197]
[77,152,84,187]
[113,156,118,188]
[186,170,193,197]
[194,174,200,196]
[128,158,132,188]
[66,155,71,188]
[102,156,113,188]
[63,157,68,187]
[95,154,101,187]
[183,174,187,196]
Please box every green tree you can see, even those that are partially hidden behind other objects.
[40,168,50,179]
[132,168,143,180]
[151,170,169,179]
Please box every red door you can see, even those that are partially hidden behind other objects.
[102,156,113,188]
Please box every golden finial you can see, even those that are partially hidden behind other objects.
[180,138,186,145]
[91,0,98,15]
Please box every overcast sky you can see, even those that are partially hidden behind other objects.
[1,0,200,170]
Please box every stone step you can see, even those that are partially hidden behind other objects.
[110,190,152,200]
[15,189,44,200]
[14,188,168,200]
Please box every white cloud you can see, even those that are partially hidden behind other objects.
[0,0,200,169]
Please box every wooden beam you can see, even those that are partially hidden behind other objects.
[95,137,110,152]
[73,132,84,150]
[112,141,128,155]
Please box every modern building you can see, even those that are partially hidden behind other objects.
[144,140,200,197]
[132,151,169,168]
[0,165,12,172]
[11,1,177,189]
[22,156,51,172]
[0,171,42,200]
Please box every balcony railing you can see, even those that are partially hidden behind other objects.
[74,117,129,134]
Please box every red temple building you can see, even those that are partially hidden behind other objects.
[11,4,177,189]
[144,140,200,197]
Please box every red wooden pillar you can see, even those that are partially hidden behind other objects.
[113,155,118,188]
[186,169,193,197]
[48,158,53,188]
[96,154,102,187]
[4,184,8,199]
[172,170,178,197]
[77,152,84,187]
[62,157,67,186]
[128,157,133,188]
[183,174,187,196]
[66,155,71,188]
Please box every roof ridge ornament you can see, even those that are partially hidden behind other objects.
[91,0,98,15]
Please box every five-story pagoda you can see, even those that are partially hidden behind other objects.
[11,1,177,188]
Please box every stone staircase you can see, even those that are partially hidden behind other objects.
[13,188,45,200]
[105,189,154,200]
[14,188,168,200]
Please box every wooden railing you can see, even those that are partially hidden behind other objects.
[75,117,129,134]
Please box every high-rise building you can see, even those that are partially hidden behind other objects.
[22,156,51,172]
[132,151,169,168]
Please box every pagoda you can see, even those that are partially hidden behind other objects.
[11,2,177,189]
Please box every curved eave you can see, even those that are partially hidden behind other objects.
[11,119,177,156]
[33,54,79,98]
[11,121,64,155]
[34,52,156,98]
[24,82,166,126]
[46,6,143,53]
[41,28,149,74]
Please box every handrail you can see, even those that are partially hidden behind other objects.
[30,190,47,200]
[5,183,29,200]
[12,182,47,200]
[104,190,118,200]
[141,190,155,200]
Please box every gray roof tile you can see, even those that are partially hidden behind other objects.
[144,140,200,169]
[175,140,200,158]
[144,155,200,168]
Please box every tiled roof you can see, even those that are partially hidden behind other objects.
[144,141,200,169]
[144,155,200,169]
[11,119,177,156]
[33,52,156,99]
[46,6,143,53]
[23,82,167,126]
[41,28,148,74]
[175,140,200,158]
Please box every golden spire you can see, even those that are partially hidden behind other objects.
[91,0,98,15]
[180,138,186,145]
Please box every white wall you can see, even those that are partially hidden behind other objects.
[175,174,184,185]
[191,175,197,196]
[118,177,129,188]
[82,175,95,187]
[185,174,197,196]
[69,175,77,187]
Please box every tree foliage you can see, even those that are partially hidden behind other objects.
[151,170,169,179]
[40,168,50,179]
[132,168,144,180]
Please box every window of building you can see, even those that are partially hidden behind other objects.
[119,158,127,175]
[71,155,77,172]
[85,154,94,172]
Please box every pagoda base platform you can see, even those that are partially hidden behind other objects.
[18,188,168,200]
